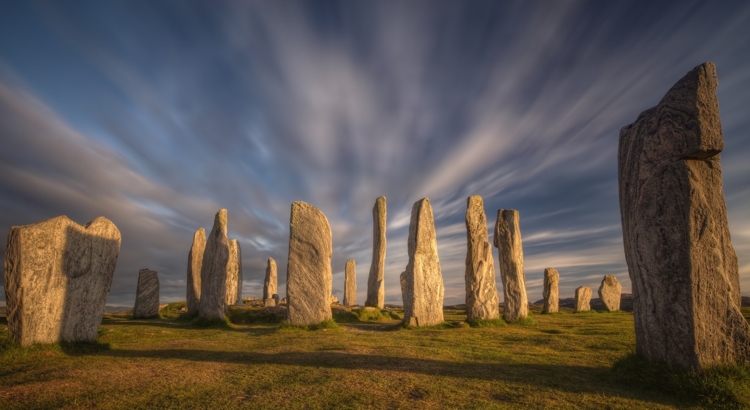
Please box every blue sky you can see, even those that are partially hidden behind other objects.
[1,0,749,306]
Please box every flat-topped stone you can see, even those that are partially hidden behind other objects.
[574,286,592,313]
[494,209,529,322]
[542,268,559,313]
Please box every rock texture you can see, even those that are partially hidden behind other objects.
[186,228,205,315]
[133,269,159,318]
[4,216,121,345]
[400,198,444,327]
[542,268,559,313]
[493,209,529,322]
[198,209,230,321]
[344,259,357,306]
[598,275,622,312]
[366,196,387,308]
[226,239,242,307]
[618,62,750,369]
[464,196,500,321]
[574,286,592,313]
[234,241,243,306]
[263,257,278,307]
[330,295,339,305]
[286,202,333,325]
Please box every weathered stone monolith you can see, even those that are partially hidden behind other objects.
[344,259,357,306]
[542,268,559,313]
[198,209,230,321]
[366,196,387,308]
[186,228,205,315]
[3,216,121,345]
[400,198,444,327]
[465,196,499,322]
[286,202,333,325]
[225,239,241,307]
[618,62,750,369]
[574,286,592,313]
[263,257,278,307]
[598,275,622,312]
[133,269,159,318]
[493,209,528,322]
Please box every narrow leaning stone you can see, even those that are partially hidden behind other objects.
[225,239,241,307]
[233,240,244,306]
[464,196,499,322]
[3,216,121,345]
[366,196,387,308]
[542,268,559,313]
[493,209,528,322]
[344,260,357,306]
[186,228,205,315]
[400,198,444,327]
[133,269,159,318]
[618,62,750,369]
[264,257,278,307]
[199,209,230,321]
[574,286,592,313]
[598,275,622,312]
[286,202,333,325]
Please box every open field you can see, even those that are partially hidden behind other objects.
[1,304,749,409]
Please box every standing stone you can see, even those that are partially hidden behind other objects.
[133,269,159,318]
[186,228,205,315]
[542,268,559,313]
[493,209,529,322]
[344,259,357,306]
[3,216,121,345]
[286,202,333,325]
[598,275,622,312]
[400,198,444,327]
[234,240,244,305]
[366,196,387,308]
[464,196,500,322]
[264,257,278,307]
[198,209,230,321]
[618,62,750,369]
[225,239,241,307]
[330,295,339,305]
[574,286,592,313]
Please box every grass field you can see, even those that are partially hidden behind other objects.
[1,303,749,409]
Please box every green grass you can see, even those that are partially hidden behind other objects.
[1,306,749,409]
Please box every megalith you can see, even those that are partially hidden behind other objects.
[4,216,121,345]
[400,198,444,327]
[464,196,500,322]
[225,239,241,307]
[493,209,529,322]
[186,228,205,315]
[133,269,159,318]
[618,62,750,369]
[574,286,592,313]
[366,196,387,308]
[598,275,622,312]
[286,202,333,325]
[344,259,357,306]
[264,257,278,307]
[542,268,559,313]
[198,209,230,321]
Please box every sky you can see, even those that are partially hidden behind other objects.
[1,0,749,307]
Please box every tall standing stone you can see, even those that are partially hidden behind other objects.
[400,198,444,327]
[366,196,387,308]
[186,228,205,315]
[493,209,528,322]
[464,196,500,322]
[286,202,333,325]
[542,268,559,314]
[199,209,230,321]
[344,260,357,306]
[574,286,592,313]
[264,257,278,307]
[598,275,622,312]
[133,269,159,318]
[619,62,750,369]
[225,239,241,307]
[234,240,244,305]
[3,216,121,345]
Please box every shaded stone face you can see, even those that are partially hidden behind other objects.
[226,239,241,307]
[574,286,592,313]
[133,269,159,318]
[464,196,500,322]
[234,241,243,306]
[344,259,357,306]
[618,62,750,369]
[400,198,444,327]
[493,209,528,322]
[286,202,333,325]
[598,275,622,312]
[263,257,278,307]
[3,215,121,345]
[186,228,205,315]
[199,209,230,321]
[366,196,387,308]
[542,268,559,314]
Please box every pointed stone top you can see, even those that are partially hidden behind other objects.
[194,227,206,237]
[268,257,276,264]
[213,209,228,235]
